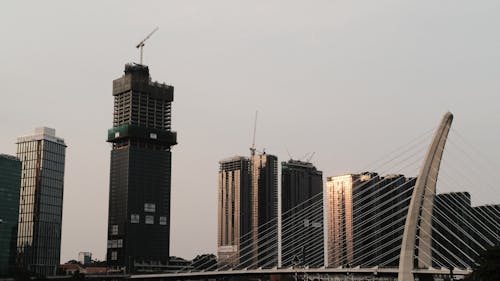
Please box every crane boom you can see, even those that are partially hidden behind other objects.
[136,27,159,65]
[250,111,258,156]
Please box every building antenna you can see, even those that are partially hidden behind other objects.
[136,27,159,65]
[250,111,258,156]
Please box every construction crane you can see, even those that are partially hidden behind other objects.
[250,111,258,156]
[136,27,159,65]
[305,152,316,163]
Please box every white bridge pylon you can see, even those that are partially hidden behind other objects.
[398,112,454,281]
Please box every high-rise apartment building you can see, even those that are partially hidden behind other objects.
[217,156,251,267]
[326,174,357,267]
[217,152,278,269]
[281,160,323,267]
[106,64,177,273]
[16,127,67,276]
[432,192,473,267]
[470,204,500,251]
[0,154,22,276]
[325,173,415,268]
[353,174,415,267]
[250,153,278,268]
[432,193,500,268]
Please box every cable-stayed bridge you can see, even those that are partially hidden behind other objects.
[80,112,499,281]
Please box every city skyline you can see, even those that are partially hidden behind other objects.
[1,1,500,263]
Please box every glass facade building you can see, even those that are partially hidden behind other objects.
[0,154,22,276]
[106,64,177,273]
[281,160,323,267]
[16,127,67,276]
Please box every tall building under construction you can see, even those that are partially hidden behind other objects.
[217,152,278,269]
[217,156,251,267]
[106,64,177,272]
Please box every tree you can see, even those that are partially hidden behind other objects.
[191,254,217,271]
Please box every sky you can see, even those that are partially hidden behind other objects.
[1,1,499,262]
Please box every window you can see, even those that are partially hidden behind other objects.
[149,133,157,139]
[112,240,118,248]
[312,222,322,228]
[117,239,123,248]
[107,240,112,249]
[145,215,154,224]
[111,225,118,235]
[131,214,140,224]
[159,216,167,226]
[144,203,156,212]
[111,251,117,261]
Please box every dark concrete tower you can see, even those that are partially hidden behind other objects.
[281,160,323,267]
[250,153,278,268]
[106,64,177,273]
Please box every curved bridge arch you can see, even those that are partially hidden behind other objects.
[398,112,454,281]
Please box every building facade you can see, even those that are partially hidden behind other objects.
[281,160,323,267]
[432,192,473,268]
[432,193,500,268]
[325,173,415,268]
[325,174,357,267]
[250,153,278,268]
[16,127,67,276]
[0,154,22,276]
[217,152,278,269]
[217,156,251,267]
[106,64,177,273]
[353,174,415,267]
[470,204,500,252]
[78,252,92,265]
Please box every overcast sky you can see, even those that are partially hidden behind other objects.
[1,1,499,262]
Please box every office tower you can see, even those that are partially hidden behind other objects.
[0,154,22,276]
[250,153,278,268]
[16,127,67,276]
[217,156,251,267]
[325,173,415,267]
[281,160,323,267]
[106,64,177,273]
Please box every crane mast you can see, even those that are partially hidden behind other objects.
[250,111,258,156]
[136,27,159,65]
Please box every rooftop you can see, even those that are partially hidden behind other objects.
[17,127,66,145]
